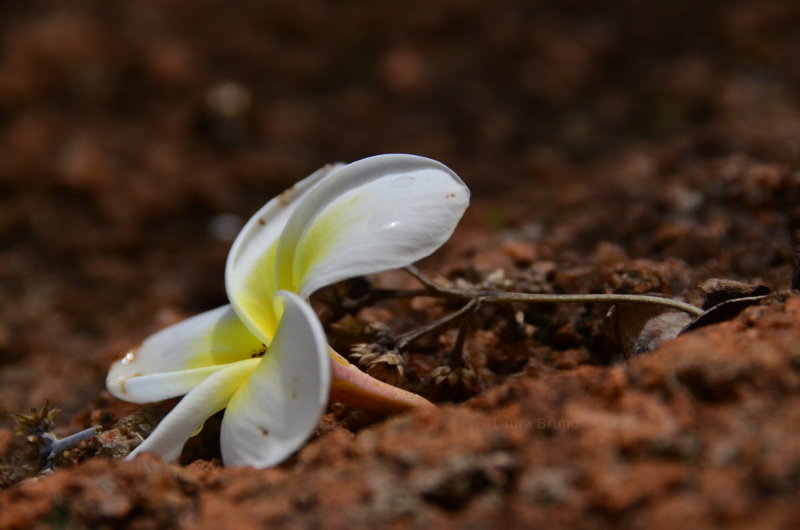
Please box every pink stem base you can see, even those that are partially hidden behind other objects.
[327,350,436,414]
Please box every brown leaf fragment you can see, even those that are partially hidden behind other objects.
[792,244,800,290]
[698,278,771,310]
[612,303,693,357]
[681,294,770,333]
[681,278,772,333]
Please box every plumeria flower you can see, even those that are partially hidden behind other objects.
[106,154,470,468]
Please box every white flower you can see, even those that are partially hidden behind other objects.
[106,154,470,468]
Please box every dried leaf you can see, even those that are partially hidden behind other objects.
[682,294,769,333]
[612,303,692,357]
[698,278,770,310]
[681,279,772,333]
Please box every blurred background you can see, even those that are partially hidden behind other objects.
[1,0,799,421]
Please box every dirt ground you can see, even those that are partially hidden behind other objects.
[2,1,800,528]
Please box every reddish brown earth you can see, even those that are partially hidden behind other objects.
[2,1,800,528]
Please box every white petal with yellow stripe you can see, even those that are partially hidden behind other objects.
[274,154,470,298]
[127,291,330,467]
[220,290,330,468]
[106,305,262,403]
[226,163,345,343]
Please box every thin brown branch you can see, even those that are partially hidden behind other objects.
[396,298,480,350]
[403,266,704,317]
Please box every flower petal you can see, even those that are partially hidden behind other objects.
[225,163,345,343]
[108,366,226,404]
[126,358,259,463]
[274,154,470,298]
[106,305,262,403]
[219,291,330,468]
